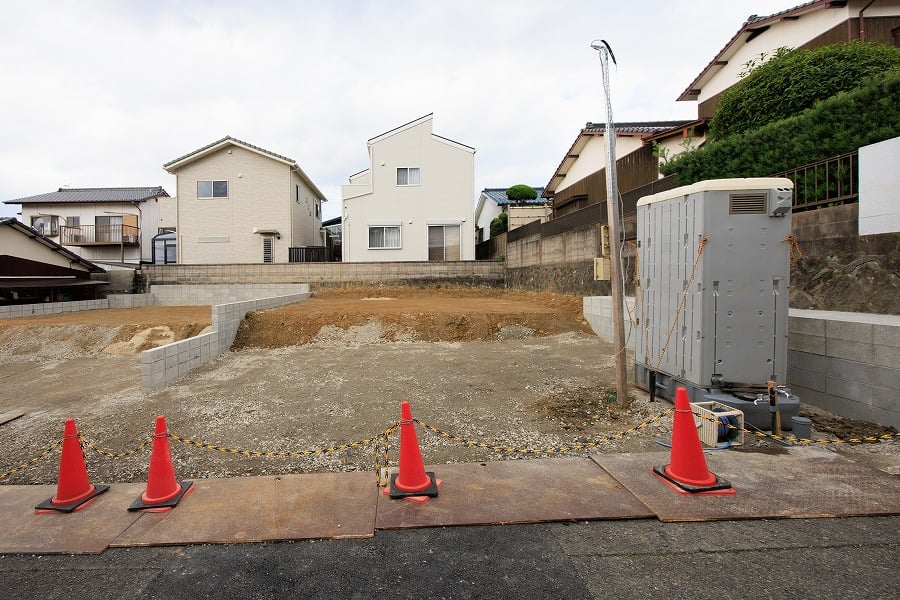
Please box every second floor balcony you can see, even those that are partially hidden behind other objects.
[60,224,140,246]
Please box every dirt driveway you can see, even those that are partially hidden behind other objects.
[0,287,896,485]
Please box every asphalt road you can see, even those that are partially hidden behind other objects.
[2,516,897,599]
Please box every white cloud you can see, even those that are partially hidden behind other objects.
[0,0,793,220]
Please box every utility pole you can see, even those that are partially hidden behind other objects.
[591,40,628,402]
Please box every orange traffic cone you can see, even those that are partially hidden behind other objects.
[653,387,736,495]
[128,415,193,512]
[35,419,109,513]
[387,401,439,499]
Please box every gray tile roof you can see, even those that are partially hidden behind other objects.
[4,186,169,205]
[163,135,296,169]
[481,187,547,206]
[583,121,694,134]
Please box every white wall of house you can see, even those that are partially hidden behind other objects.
[696,5,864,104]
[290,170,325,248]
[0,225,92,271]
[859,136,900,236]
[341,116,475,262]
[173,145,323,264]
[17,200,160,264]
[474,194,502,242]
[555,136,644,195]
[654,130,707,171]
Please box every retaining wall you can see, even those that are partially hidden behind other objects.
[0,294,153,319]
[142,262,505,287]
[583,297,900,428]
[787,310,899,428]
[150,283,310,305]
[140,292,311,390]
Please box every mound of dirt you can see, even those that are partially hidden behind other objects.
[232,286,591,349]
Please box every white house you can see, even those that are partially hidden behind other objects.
[164,136,327,264]
[3,187,170,264]
[341,114,475,262]
[474,187,547,243]
[678,0,900,119]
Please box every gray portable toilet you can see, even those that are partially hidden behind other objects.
[632,177,800,429]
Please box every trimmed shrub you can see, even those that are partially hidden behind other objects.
[711,41,900,139]
[505,184,538,204]
[661,70,900,185]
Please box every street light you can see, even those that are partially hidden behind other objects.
[591,39,628,403]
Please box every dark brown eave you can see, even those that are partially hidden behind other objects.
[677,1,847,102]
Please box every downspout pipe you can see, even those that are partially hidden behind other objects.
[859,0,877,42]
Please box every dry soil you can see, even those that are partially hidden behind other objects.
[0,286,896,486]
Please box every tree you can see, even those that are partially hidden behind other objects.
[505,184,537,205]
[490,211,508,237]
[710,41,900,139]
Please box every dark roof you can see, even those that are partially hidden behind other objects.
[0,218,106,273]
[163,135,297,170]
[4,186,169,205]
[322,216,342,227]
[582,121,693,135]
[677,1,835,101]
[481,187,547,206]
[542,120,696,196]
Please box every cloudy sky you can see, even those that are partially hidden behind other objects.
[0,0,794,220]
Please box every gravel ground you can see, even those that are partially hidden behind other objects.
[0,288,896,486]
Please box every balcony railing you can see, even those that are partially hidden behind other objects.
[60,225,140,246]
[289,246,327,262]
[775,151,858,212]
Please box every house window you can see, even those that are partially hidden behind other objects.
[66,216,80,227]
[198,180,228,198]
[95,215,122,243]
[396,167,420,186]
[31,215,59,236]
[296,184,300,204]
[368,225,401,249]
[428,225,461,261]
[315,201,320,218]
[262,236,274,263]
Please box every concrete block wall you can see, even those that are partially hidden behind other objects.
[583,297,900,428]
[107,294,152,308]
[141,291,311,390]
[143,262,504,285]
[150,283,310,306]
[788,310,899,428]
[582,296,637,343]
[0,299,109,319]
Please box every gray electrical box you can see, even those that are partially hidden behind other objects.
[633,178,799,428]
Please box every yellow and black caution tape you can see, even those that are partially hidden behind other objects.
[168,427,397,460]
[0,442,59,481]
[81,436,152,458]
[413,410,674,456]
[693,410,900,445]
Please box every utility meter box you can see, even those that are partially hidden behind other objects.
[633,178,794,400]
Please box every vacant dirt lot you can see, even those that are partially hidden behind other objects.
[0,287,896,486]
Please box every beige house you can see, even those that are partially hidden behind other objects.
[164,136,327,264]
[3,187,170,264]
[341,114,475,262]
[679,0,900,118]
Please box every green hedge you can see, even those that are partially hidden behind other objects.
[711,42,900,138]
[660,70,900,185]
